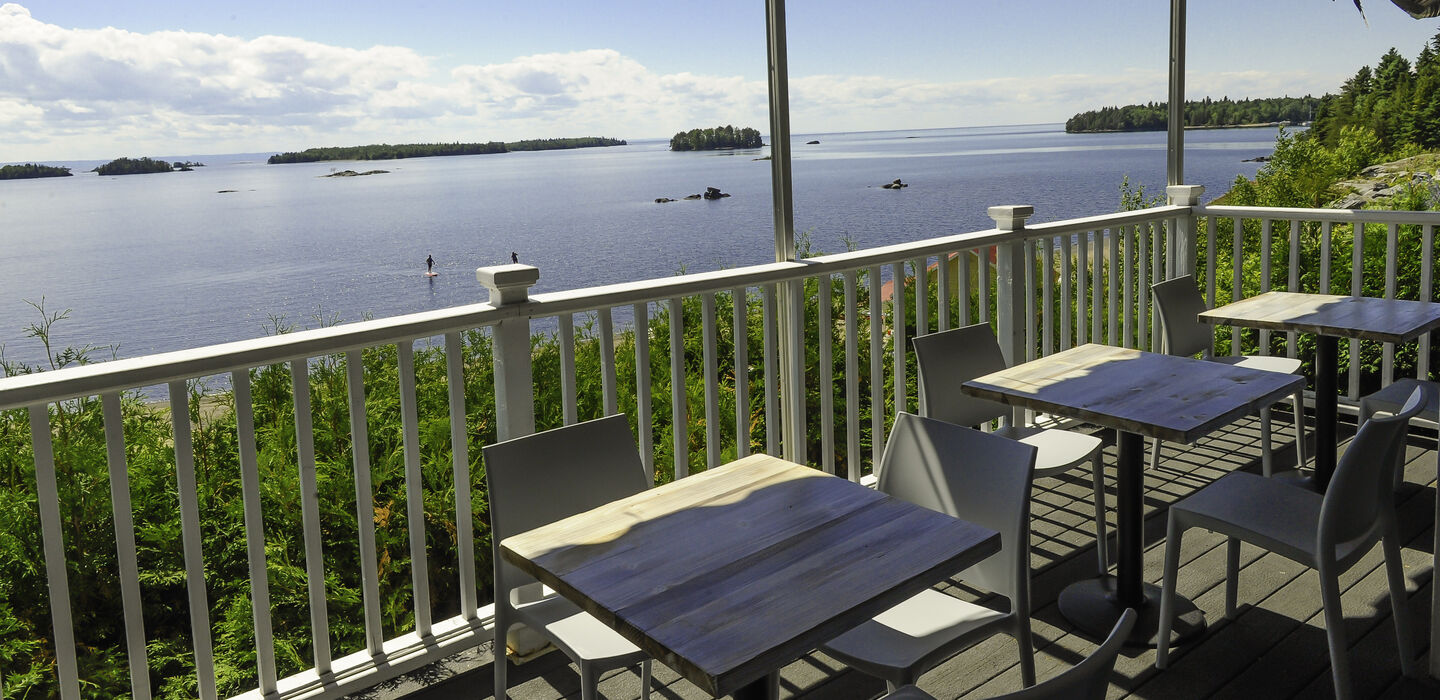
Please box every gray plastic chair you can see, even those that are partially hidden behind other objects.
[483,414,652,700]
[1359,377,1440,491]
[1155,387,1424,700]
[1150,275,1306,476]
[820,412,1039,691]
[881,608,1136,700]
[912,324,1110,572]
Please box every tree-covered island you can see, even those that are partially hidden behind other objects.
[93,157,176,175]
[0,163,72,180]
[1066,96,1322,133]
[267,137,626,164]
[669,125,764,151]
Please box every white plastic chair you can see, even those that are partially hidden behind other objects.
[1358,377,1440,491]
[1150,275,1306,476]
[881,608,1136,700]
[1155,387,1425,700]
[911,324,1110,572]
[482,414,653,700]
[820,412,1039,691]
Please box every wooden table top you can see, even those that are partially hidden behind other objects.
[961,344,1305,443]
[499,453,1001,697]
[1200,291,1440,343]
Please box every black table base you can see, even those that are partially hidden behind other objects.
[1058,577,1205,647]
[1313,335,1338,491]
[1056,431,1207,647]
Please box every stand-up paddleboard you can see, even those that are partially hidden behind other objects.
[425,271,438,277]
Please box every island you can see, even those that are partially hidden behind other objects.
[0,164,72,180]
[1066,96,1320,133]
[267,137,626,164]
[93,157,175,176]
[323,169,390,178]
[669,125,764,151]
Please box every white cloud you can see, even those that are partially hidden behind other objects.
[0,3,1355,161]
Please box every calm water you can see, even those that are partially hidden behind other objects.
[0,124,1279,367]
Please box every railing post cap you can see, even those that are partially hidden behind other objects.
[477,264,540,305]
[1166,184,1205,206]
[988,205,1034,231]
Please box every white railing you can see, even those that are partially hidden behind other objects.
[4,197,1436,699]
[1195,205,1439,403]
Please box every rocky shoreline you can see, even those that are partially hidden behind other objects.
[1330,154,1440,208]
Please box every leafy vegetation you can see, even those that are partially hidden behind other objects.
[1307,32,1440,152]
[1065,96,1320,133]
[93,158,174,176]
[0,248,919,697]
[668,125,763,151]
[266,137,625,164]
[0,164,72,180]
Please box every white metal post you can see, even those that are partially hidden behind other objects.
[990,206,1033,369]
[766,0,803,463]
[1168,184,1205,279]
[991,206,1032,428]
[478,264,539,442]
[1168,0,1186,186]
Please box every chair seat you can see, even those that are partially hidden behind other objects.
[996,425,1103,477]
[1362,378,1440,421]
[1172,471,1371,569]
[822,588,1009,684]
[514,595,647,664]
[1209,354,1303,375]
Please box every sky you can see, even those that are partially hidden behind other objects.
[3,1,1440,162]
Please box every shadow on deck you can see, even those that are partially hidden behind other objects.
[362,414,1440,700]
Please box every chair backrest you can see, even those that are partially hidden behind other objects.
[483,414,649,599]
[911,323,1010,427]
[1150,275,1214,358]
[1321,386,1426,552]
[990,608,1136,700]
[878,413,1036,609]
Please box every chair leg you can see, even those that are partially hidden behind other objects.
[1319,565,1353,700]
[580,661,598,700]
[1382,530,1418,677]
[1292,389,1306,474]
[1155,513,1184,669]
[1016,617,1037,687]
[641,659,653,698]
[1149,436,1161,471]
[1260,405,1273,477]
[1225,537,1240,619]
[1090,452,1109,573]
[494,611,510,700]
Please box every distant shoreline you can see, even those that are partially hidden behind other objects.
[1069,121,1296,134]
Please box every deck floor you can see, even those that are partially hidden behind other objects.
[367,415,1440,700]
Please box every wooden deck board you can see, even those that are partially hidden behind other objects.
[389,414,1440,700]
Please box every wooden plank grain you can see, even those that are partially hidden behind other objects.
[1201,291,1440,343]
[499,454,1001,697]
[962,345,1303,443]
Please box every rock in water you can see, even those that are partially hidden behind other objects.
[881,178,908,189]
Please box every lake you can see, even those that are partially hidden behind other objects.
[0,124,1279,368]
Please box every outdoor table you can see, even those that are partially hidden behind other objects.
[1200,291,1440,491]
[499,453,1001,699]
[962,344,1304,646]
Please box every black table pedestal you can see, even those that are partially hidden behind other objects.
[1056,431,1206,646]
[1313,335,1338,491]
